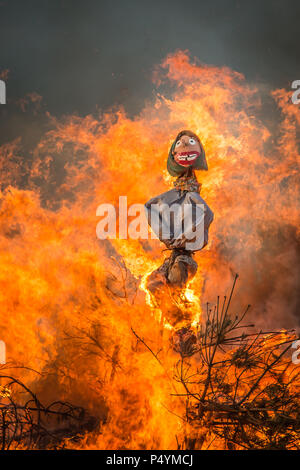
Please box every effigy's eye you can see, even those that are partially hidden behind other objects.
[175,140,181,146]
[189,138,196,145]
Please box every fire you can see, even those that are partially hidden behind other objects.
[0,50,299,449]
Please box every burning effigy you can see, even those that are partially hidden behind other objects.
[145,130,214,299]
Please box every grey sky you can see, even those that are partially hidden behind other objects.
[0,0,299,121]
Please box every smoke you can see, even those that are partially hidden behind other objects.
[1,1,300,128]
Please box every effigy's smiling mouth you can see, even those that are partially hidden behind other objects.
[175,151,200,166]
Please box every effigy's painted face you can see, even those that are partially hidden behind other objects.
[173,134,201,167]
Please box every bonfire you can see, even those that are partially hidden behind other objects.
[0,51,299,450]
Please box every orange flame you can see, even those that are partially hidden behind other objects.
[0,50,299,449]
